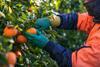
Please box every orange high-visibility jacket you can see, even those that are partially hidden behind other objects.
[72,13,100,67]
[44,12,100,67]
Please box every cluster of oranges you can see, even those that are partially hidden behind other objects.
[3,25,37,43]
[3,25,37,66]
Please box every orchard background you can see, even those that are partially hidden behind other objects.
[0,0,87,67]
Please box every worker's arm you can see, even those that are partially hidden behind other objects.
[35,12,94,34]
[24,32,72,67]
[34,12,78,30]
[57,12,95,34]
[44,41,72,67]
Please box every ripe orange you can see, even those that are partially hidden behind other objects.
[28,7,32,12]
[3,26,18,37]
[6,52,17,65]
[16,35,27,43]
[15,51,22,57]
[26,28,37,34]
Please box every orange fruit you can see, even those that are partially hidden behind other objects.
[15,51,22,57]
[6,52,17,65]
[3,26,18,37]
[16,35,27,43]
[26,28,37,34]
[28,7,32,12]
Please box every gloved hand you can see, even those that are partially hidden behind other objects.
[24,31,49,48]
[35,15,61,30]
[35,17,52,30]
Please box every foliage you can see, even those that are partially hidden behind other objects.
[0,0,86,67]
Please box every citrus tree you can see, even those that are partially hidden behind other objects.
[0,0,86,67]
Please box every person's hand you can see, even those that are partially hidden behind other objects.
[24,31,49,48]
[35,15,61,30]
[35,17,52,30]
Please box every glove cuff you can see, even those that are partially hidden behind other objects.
[48,15,61,27]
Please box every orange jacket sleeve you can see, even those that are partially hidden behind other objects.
[77,13,95,34]
[58,12,94,34]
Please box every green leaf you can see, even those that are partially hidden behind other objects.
[0,53,7,64]
[7,44,13,51]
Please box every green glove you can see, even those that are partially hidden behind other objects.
[35,17,51,30]
[24,31,49,48]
